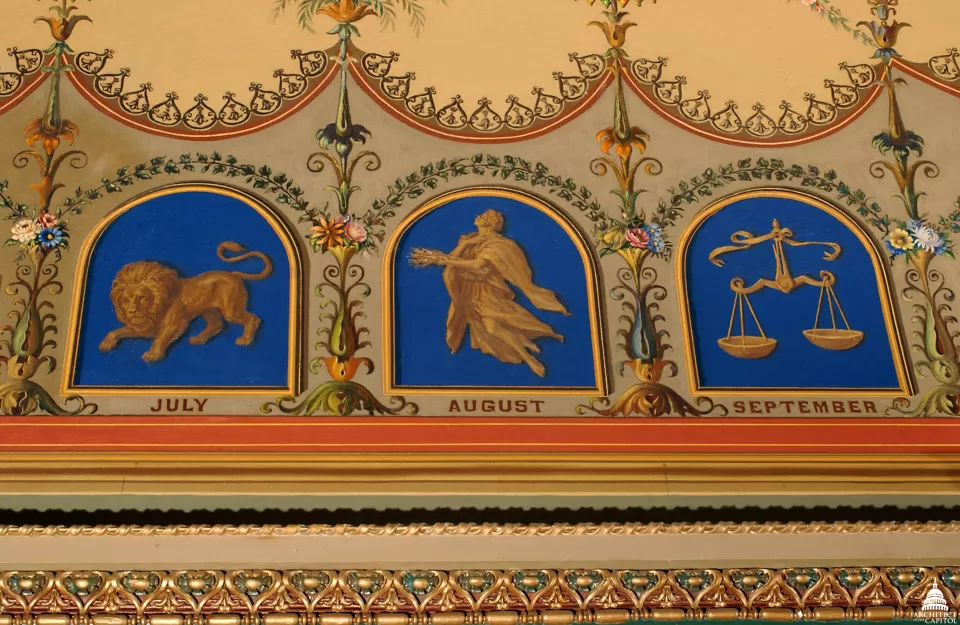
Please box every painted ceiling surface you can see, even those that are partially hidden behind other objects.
[2,0,960,461]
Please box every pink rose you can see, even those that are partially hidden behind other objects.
[344,220,367,243]
[625,228,649,249]
[37,213,58,229]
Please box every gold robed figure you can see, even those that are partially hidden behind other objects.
[410,209,569,377]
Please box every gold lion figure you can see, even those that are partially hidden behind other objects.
[99,241,273,362]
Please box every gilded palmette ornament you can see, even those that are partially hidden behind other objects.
[0,566,950,621]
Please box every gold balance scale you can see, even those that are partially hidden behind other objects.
[708,219,864,359]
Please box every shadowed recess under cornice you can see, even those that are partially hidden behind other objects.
[3,506,960,526]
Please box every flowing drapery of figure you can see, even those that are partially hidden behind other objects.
[440,232,568,377]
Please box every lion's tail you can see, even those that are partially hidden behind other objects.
[217,241,273,281]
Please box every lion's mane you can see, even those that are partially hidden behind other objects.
[110,261,181,332]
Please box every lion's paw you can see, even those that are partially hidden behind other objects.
[142,351,163,362]
[99,339,117,352]
[235,336,253,346]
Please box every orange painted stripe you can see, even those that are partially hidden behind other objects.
[4,417,960,453]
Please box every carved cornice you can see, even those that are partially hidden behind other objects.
[349,45,613,142]
[0,567,955,622]
[623,56,884,147]
[1,521,959,536]
[0,48,49,116]
[64,48,337,139]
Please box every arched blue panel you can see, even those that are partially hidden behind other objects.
[677,189,911,395]
[64,184,302,395]
[384,188,606,395]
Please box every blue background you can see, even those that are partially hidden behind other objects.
[73,190,291,389]
[393,195,597,389]
[686,196,900,390]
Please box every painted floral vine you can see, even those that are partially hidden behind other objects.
[791,0,877,47]
[0,0,96,415]
[848,0,960,417]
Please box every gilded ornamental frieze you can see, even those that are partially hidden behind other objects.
[0,566,957,622]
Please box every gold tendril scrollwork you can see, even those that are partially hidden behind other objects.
[262,0,415,416]
[890,261,960,416]
[577,4,724,418]
[0,0,96,415]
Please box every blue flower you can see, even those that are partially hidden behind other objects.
[37,226,65,249]
[642,223,664,243]
[885,240,905,257]
[647,237,665,255]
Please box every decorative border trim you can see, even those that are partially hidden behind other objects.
[5,448,960,495]
[8,46,960,145]
[1,521,959,536]
[623,57,884,148]
[350,45,614,143]
[896,55,960,99]
[0,48,49,117]
[65,49,337,140]
[0,567,955,622]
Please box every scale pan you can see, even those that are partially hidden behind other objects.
[803,329,864,351]
[718,336,777,359]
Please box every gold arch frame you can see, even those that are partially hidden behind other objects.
[382,187,608,396]
[675,187,913,397]
[61,182,305,397]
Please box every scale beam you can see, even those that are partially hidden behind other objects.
[709,219,842,295]
[709,220,862,359]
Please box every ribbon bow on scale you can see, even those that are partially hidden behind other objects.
[707,220,863,359]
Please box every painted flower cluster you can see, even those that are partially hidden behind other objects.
[308,214,377,253]
[885,219,955,260]
[6,212,69,254]
[596,215,666,257]
[799,0,825,13]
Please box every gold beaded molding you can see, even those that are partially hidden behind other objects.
[1,521,959,536]
[0,567,957,623]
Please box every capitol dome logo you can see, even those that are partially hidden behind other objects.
[918,581,958,623]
